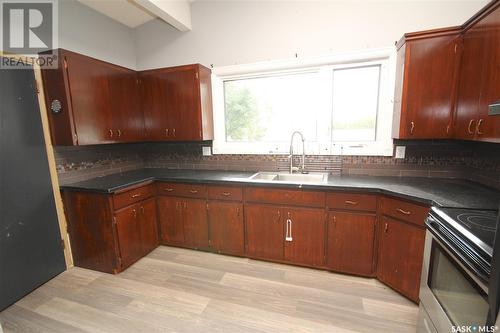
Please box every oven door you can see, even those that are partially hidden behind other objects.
[420,230,490,332]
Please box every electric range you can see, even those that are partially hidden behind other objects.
[429,207,498,278]
[418,206,499,333]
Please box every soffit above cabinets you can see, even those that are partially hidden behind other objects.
[77,0,156,28]
[77,0,192,31]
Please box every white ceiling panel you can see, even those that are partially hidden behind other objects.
[77,0,156,28]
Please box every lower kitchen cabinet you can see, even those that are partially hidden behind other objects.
[139,198,159,255]
[182,198,209,250]
[283,207,325,267]
[326,212,376,276]
[245,204,325,266]
[115,198,159,269]
[62,183,158,273]
[245,204,284,260]
[158,196,185,246]
[157,196,209,250]
[62,182,430,303]
[377,215,425,302]
[115,204,143,269]
[207,201,244,256]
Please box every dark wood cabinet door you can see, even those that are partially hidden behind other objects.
[64,53,114,145]
[456,5,500,142]
[207,201,244,256]
[245,204,284,261]
[115,204,142,269]
[108,69,144,142]
[377,216,425,302]
[455,27,485,140]
[164,67,202,141]
[138,198,159,256]
[139,71,169,141]
[139,65,205,142]
[283,207,325,267]
[399,33,460,138]
[475,5,500,142]
[182,198,209,250]
[326,212,376,276]
[157,196,184,246]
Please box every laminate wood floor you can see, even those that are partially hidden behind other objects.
[0,246,418,333]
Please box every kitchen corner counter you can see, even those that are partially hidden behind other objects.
[60,168,500,210]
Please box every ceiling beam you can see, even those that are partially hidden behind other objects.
[133,0,192,31]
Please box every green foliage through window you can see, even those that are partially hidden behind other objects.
[224,83,266,141]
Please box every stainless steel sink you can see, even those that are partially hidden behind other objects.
[248,172,329,184]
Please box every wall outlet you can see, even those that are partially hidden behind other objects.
[395,146,406,159]
[202,146,212,156]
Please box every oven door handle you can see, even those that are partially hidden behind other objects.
[425,216,490,284]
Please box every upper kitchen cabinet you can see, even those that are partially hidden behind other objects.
[139,64,214,142]
[455,2,500,142]
[393,27,461,139]
[41,49,144,145]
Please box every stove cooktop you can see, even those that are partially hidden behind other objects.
[433,207,498,258]
[444,208,498,247]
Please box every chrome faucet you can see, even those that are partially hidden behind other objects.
[289,131,306,174]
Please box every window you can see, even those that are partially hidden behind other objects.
[332,65,380,142]
[212,49,395,155]
[224,71,324,143]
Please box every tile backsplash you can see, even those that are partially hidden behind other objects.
[54,144,145,185]
[54,140,500,189]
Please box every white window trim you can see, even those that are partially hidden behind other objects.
[211,48,397,156]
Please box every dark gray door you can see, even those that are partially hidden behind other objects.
[0,59,66,311]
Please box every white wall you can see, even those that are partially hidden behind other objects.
[134,0,487,70]
[58,0,136,69]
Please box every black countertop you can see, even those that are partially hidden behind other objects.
[60,168,500,210]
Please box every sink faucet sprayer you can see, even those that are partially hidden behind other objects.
[289,131,307,174]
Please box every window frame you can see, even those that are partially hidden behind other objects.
[211,48,396,156]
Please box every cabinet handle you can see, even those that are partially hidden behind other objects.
[173,128,176,137]
[277,210,280,218]
[285,218,293,242]
[344,200,358,205]
[189,189,198,194]
[117,129,121,138]
[467,119,476,135]
[236,207,240,217]
[163,188,174,192]
[396,208,411,215]
[289,219,293,240]
[133,209,137,218]
[384,222,388,233]
[332,215,336,226]
[109,129,114,138]
[140,206,144,214]
[221,192,231,196]
[410,121,415,134]
[285,219,289,239]
[476,119,484,135]
[165,128,169,137]
[131,193,141,198]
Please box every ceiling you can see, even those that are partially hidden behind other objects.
[77,0,156,28]
[78,0,192,31]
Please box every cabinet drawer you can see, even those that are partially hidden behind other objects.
[380,197,429,226]
[327,193,377,211]
[113,184,155,210]
[208,186,243,201]
[244,187,325,208]
[156,182,207,198]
